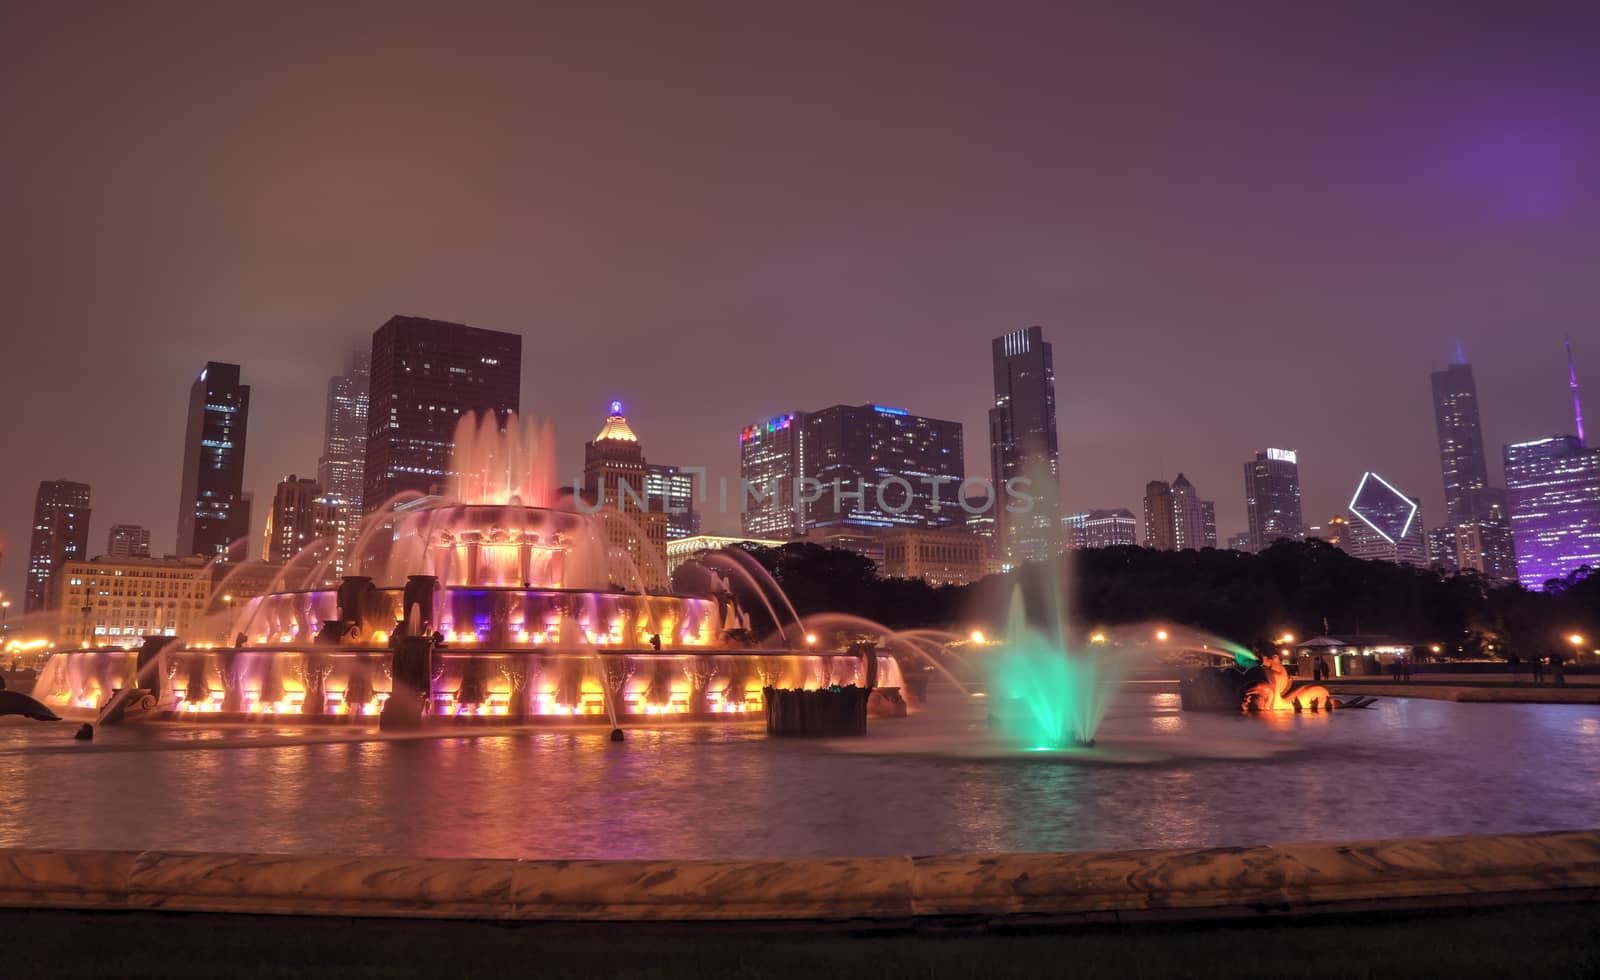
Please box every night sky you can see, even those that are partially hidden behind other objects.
[2,2,1596,599]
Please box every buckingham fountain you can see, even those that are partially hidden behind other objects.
[28,412,902,729]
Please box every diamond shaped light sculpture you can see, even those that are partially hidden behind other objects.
[1348,471,1418,543]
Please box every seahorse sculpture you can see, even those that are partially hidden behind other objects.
[1242,653,1334,712]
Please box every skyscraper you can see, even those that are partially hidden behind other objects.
[176,362,251,561]
[1243,448,1303,552]
[1343,471,1427,567]
[1431,358,1494,525]
[989,326,1062,563]
[581,402,669,590]
[317,349,370,517]
[106,524,151,559]
[798,404,964,531]
[1455,504,1517,582]
[1503,435,1600,588]
[25,479,91,613]
[645,463,700,540]
[1142,480,1177,550]
[363,316,522,512]
[262,475,341,566]
[738,404,965,537]
[739,413,802,538]
[1425,526,1459,571]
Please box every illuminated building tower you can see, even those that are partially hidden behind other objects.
[25,479,91,613]
[1143,481,1176,550]
[1323,514,1349,549]
[1456,502,1517,581]
[262,475,341,566]
[1431,356,1495,525]
[739,413,801,538]
[1225,530,1253,553]
[106,523,151,560]
[581,402,669,590]
[989,326,1062,563]
[1344,472,1427,566]
[363,316,521,514]
[1503,435,1600,588]
[1200,500,1218,549]
[1243,449,1303,551]
[318,349,369,517]
[176,362,251,561]
[798,404,964,531]
[51,555,212,646]
[645,463,700,540]
[1425,526,1459,571]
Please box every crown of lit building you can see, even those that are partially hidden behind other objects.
[594,400,638,442]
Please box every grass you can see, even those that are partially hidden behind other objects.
[2,901,1597,979]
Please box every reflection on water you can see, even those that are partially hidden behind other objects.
[1,686,1597,860]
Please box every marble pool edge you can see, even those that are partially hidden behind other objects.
[0,829,1595,925]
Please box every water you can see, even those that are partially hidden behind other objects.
[2,685,1596,860]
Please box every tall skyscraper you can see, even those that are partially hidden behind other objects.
[1503,435,1600,588]
[645,463,700,540]
[106,524,151,559]
[317,349,370,517]
[989,326,1062,563]
[1455,503,1517,581]
[262,475,341,566]
[176,362,251,561]
[1343,471,1427,567]
[25,480,91,612]
[738,404,965,537]
[1243,448,1303,552]
[1143,480,1177,550]
[739,413,802,538]
[581,402,669,590]
[1146,475,1216,551]
[1431,358,1495,525]
[363,316,522,512]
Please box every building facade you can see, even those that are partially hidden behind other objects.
[739,413,802,538]
[1425,526,1459,571]
[664,534,786,574]
[1455,506,1517,581]
[262,475,343,567]
[317,349,370,517]
[799,404,964,531]
[1243,448,1303,552]
[51,555,212,647]
[989,326,1062,563]
[25,480,91,613]
[645,463,701,540]
[1075,508,1138,549]
[1503,435,1600,588]
[878,526,987,586]
[176,362,251,561]
[106,524,152,560]
[363,316,522,513]
[1143,474,1216,551]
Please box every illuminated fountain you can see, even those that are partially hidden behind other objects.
[986,586,1127,751]
[31,411,901,727]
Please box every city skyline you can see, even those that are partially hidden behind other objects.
[3,5,1599,598]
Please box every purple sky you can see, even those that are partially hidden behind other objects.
[2,2,1596,599]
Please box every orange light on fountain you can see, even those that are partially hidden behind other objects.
[372,630,388,644]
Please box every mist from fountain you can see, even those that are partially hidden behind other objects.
[987,585,1129,751]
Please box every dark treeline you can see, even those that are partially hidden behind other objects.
[690,540,1598,660]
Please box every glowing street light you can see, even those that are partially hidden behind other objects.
[1155,629,1169,642]
[804,633,818,646]
[1089,632,1107,645]
[1571,634,1587,648]
[969,629,986,644]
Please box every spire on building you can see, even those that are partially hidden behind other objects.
[1568,336,1585,446]
[594,400,639,442]
[1454,339,1467,365]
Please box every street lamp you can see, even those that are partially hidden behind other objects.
[969,629,986,645]
[1155,629,1169,642]
[804,633,817,646]
[1571,634,1586,649]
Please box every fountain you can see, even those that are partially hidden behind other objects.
[30,412,903,727]
[986,586,1126,750]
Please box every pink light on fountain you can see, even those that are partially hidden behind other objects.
[449,411,557,507]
